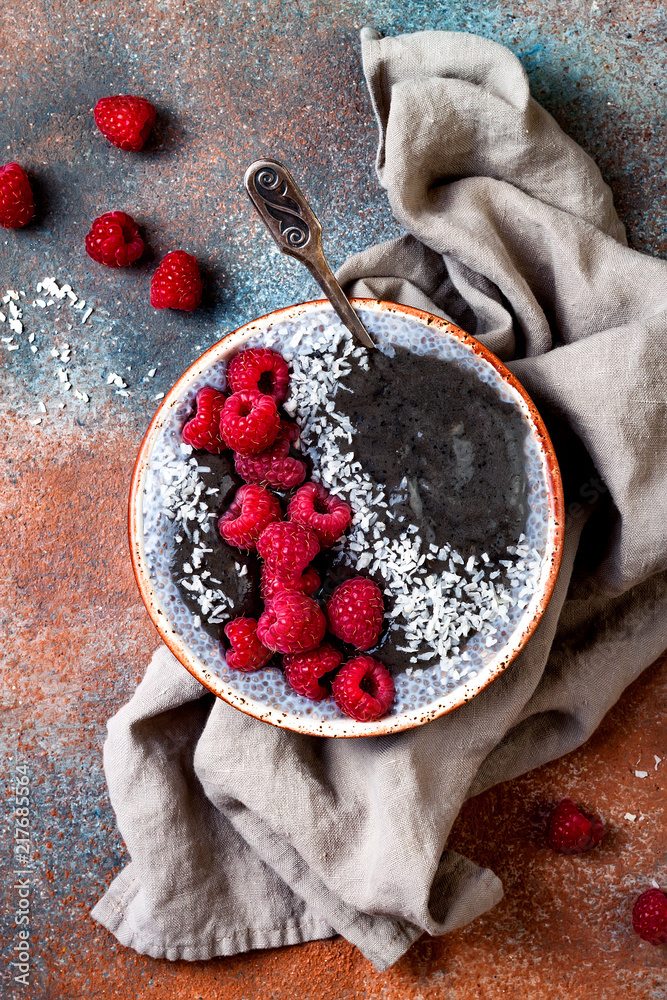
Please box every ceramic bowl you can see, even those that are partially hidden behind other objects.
[129,299,564,737]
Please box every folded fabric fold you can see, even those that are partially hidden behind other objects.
[92,26,667,970]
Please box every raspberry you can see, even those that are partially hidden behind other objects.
[632,889,667,945]
[288,482,352,547]
[546,798,605,854]
[94,95,156,151]
[234,420,306,490]
[278,420,300,446]
[256,521,320,579]
[0,162,34,229]
[283,643,342,701]
[227,348,290,404]
[221,390,280,457]
[326,577,384,651]
[182,386,227,453]
[150,251,203,311]
[85,211,144,267]
[224,617,272,672]
[218,484,281,551]
[257,592,326,654]
[260,564,320,602]
[332,655,394,722]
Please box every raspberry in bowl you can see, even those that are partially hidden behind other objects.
[129,299,563,737]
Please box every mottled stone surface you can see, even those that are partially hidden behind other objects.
[0,1,665,997]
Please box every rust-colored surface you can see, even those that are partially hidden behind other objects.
[0,1,665,998]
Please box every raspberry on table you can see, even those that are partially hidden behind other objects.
[234,420,306,490]
[218,484,281,551]
[257,591,326,654]
[94,95,156,151]
[332,655,394,721]
[632,889,667,945]
[546,798,605,854]
[0,162,34,229]
[227,348,290,404]
[85,211,145,267]
[256,521,320,579]
[221,389,280,457]
[150,251,203,311]
[260,564,320,602]
[327,577,384,651]
[288,482,352,547]
[224,617,273,672]
[283,643,342,701]
[182,386,228,453]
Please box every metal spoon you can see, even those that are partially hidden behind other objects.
[244,158,375,350]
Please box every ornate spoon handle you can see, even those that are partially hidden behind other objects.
[244,158,375,350]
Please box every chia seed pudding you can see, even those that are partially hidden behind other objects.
[142,305,550,718]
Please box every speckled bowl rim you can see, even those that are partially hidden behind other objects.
[129,298,564,738]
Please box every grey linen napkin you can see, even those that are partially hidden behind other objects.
[91,28,667,970]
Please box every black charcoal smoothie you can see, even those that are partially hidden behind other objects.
[335,346,528,557]
[171,344,529,675]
